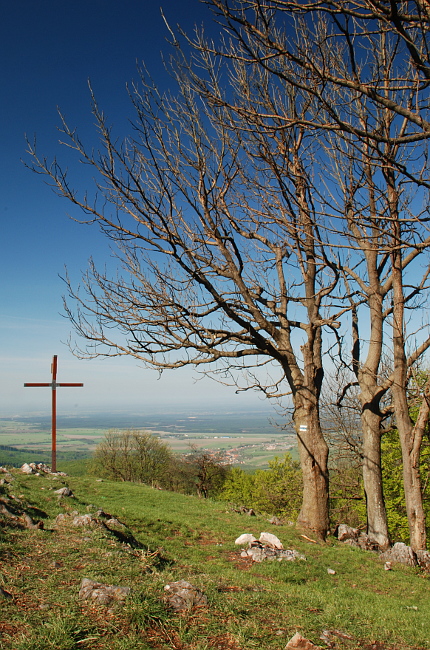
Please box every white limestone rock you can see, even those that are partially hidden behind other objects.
[21,463,35,474]
[259,532,283,549]
[235,533,257,545]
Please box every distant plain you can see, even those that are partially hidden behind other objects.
[0,408,297,468]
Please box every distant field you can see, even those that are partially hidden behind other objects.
[0,412,296,468]
[0,422,106,454]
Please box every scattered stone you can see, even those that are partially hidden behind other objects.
[20,462,67,476]
[242,546,267,562]
[380,542,417,567]
[268,516,282,525]
[416,549,430,571]
[54,513,69,525]
[384,561,392,571]
[54,487,74,497]
[106,518,125,528]
[241,542,306,563]
[355,532,381,551]
[235,533,257,545]
[95,509,111,518]
[55,512,98,528]
[164,580,207,612]
[247,508,256,516]
[236,532,305,562]
[335,524,381,551]
[95,509,126,528]
[79,578,131,608]
[336,524,359,542]
[72,514,98,527]
[327,568,336,575]
[21,463,35,475]
[259,532,283,549]
[285,632,319,649]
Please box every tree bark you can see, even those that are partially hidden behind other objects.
[400,427,427,551]
[390,230,427,550]
[295,402,329,540]
[360,407,390,549]
[354,263,390,549]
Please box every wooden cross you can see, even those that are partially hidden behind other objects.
[24,355,83,472]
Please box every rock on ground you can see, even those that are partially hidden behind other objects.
[78,578,131,607]
[336,524,359,542]
[268,516,282,525]
[55,512,98,528]
[335,524,381,551]
[416,549,430,571]
[259,532,283,549]
[164,580,207,612]
[20,463,67,476]
[235,533,257,545]
[285,632,320,649]
[20,463,35,475]
[241,544,306,563]
[54,487,74,497]
[380,542,417,567]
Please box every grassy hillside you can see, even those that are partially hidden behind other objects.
[1,469,429,650]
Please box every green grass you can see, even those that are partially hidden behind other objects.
[1,470,429,649]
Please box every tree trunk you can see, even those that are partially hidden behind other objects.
[390,232,427,550]
[391,376,427,550]
[294,398,329,540]
[361,407,390,549]
[401,433,427,550]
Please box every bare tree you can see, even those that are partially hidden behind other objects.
[313,98,430,549]
[28,51,344,539]
[206,0,430,170]
[199,0,430,548]
[28,1,430,546]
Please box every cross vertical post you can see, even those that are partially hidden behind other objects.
[51,355,57,471]
[24,355,84,472]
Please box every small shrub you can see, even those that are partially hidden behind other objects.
[221,453,302,519]
[90,430,172,487]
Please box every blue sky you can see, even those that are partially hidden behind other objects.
[0,0,274,417]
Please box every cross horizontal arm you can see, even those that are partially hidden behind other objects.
[24,382,84,387]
